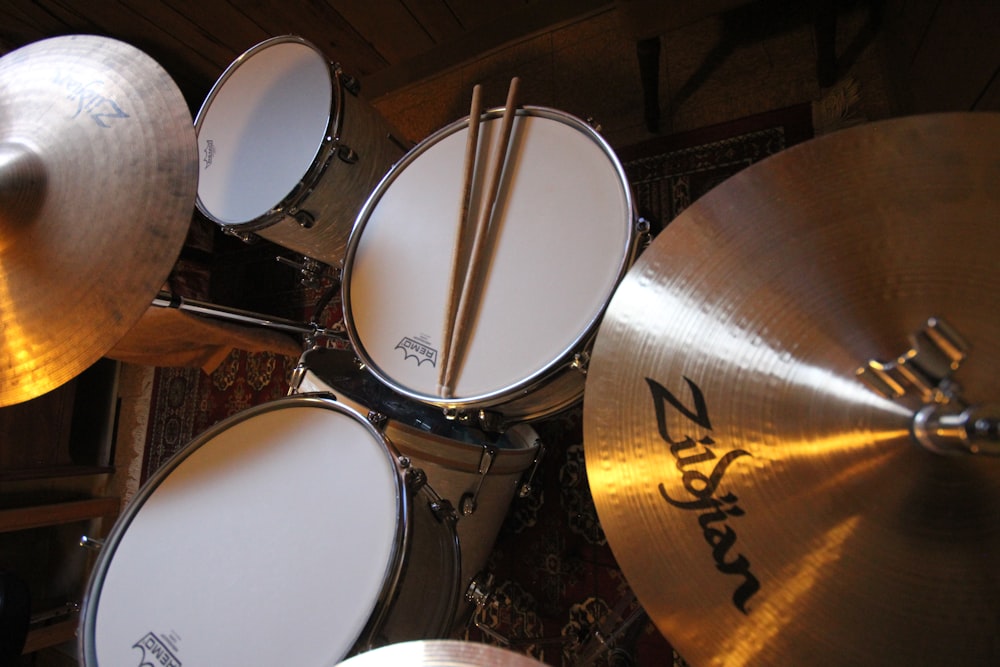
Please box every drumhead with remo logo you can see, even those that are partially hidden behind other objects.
[342,106,635,421]
[79,397,412,665]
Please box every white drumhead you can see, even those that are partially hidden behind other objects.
[196,37,333,224]
[345,109,631,407]
[83,399,400,666]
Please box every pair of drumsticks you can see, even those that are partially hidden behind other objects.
[438,77,521,398]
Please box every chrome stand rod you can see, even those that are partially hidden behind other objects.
[152,291,341,340]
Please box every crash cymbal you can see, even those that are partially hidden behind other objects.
[336,640,547,666]
[0,35,196,407]
[583,112,1000,666]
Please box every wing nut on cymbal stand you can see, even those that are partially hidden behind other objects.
[913,403,1000,457]
[858,316,999,456]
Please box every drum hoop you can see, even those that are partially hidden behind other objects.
[77,395,412,665]
[193,35,345,232]
[341,106,638,413]
[385,420,541,474]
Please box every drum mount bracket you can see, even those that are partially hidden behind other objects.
[276,254,330,288]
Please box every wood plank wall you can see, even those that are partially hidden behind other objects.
[0,0,607,109]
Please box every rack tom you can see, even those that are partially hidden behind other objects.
[195,35,404,266]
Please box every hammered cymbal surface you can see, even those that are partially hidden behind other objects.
[583,112,1000,666]
[0,35,197,406]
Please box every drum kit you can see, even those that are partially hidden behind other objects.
[1,28,997,667]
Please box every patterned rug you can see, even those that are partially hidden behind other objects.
[139,102,813,666]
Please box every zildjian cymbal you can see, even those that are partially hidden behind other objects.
[0,35,197,407]
[335,640,548,666]
[583,112,1000,666]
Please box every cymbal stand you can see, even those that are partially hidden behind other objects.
[464,573,570,650]
[276,254,347,346]
[151,291,345,349]
[464,575,648,664]
[573,590,649,667]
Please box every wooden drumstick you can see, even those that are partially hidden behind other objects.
[439,84,483,397]
[441,76,521,398]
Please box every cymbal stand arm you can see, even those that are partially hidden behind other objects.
[574,590,648,666]
[152,291,343,344]
[913,404,1000,456]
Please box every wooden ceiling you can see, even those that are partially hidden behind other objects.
[0,0,610,109]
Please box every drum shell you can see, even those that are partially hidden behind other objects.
[250,84,405,265]
[78,396,459,665]
[386,417,541,613]
[292,346,541,617]
[195,35,405,266]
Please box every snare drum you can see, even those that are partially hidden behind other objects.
[342,107,639,425]
[292,346,542,617]
[195,36,404,265]
[79,396,459,665]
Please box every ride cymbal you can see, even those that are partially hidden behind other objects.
[0,35,197,407]
[335,640,547,666]
[583,112,1000,666]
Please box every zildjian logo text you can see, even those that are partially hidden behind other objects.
[646,376,760,614]
[53,70,129,128]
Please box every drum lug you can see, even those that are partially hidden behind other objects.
[424,483,459,526]
[405,466,459,524]
[459,445,497,517]
[288,208,316,229]
[400,459,424,490]
[336,144,359,164]
[571,350,590,375]
[335,63,361,97]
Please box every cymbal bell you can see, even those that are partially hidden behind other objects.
[583,112,1000,666]
[0,35,197,407]
[335,640,547,666]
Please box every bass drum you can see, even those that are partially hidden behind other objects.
[292,346,542,620]
[195,35,404,266]
[341,106,641,427]
[79,396,459,666]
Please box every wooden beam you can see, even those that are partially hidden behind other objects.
[22,617,79,654]
[0,498,119,533]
